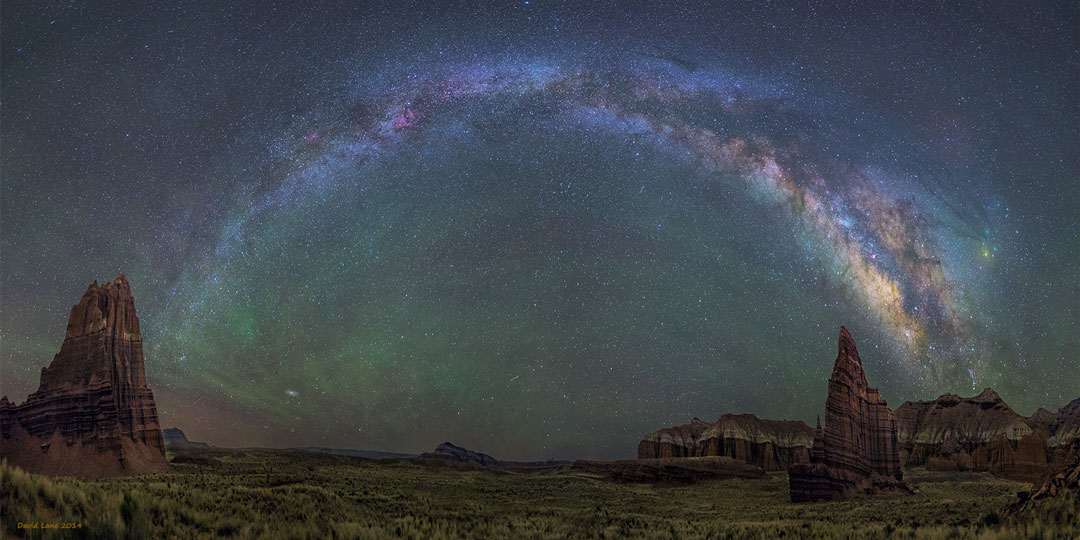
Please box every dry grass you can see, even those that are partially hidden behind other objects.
[1,448,1077,539]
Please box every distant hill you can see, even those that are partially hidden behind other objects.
[418,442,571,471]
[293,447,415,460]
[163,427,210,448]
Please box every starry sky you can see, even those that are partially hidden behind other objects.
[1,2,1078,460]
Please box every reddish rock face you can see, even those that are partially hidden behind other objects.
[788,327,908,502]
[1050,398,1080,450]
[0,275,167,476]
[895,389,1052,481]
[637,414,813,471]
[1004,439,1080,518]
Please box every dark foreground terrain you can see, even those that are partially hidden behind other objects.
[2,447,1077,539]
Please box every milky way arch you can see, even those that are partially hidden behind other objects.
[151,54,987,448]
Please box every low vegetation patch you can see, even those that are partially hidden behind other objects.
[1,450,1075,539]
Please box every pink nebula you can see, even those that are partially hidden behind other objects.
[392,107,418,129]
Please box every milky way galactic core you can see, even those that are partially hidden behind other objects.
[1,3,1076,459]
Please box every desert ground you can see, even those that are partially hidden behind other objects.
[2,447,1077,540]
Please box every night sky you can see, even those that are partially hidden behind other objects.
[2,2,1077,460]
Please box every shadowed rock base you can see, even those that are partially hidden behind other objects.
[1005,439,1080,518]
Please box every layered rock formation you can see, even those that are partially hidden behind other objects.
[895,389,1048,480]
[788,327,907,502]
[1050,398,1080,449]
[894,391,1080,481]
[0,275,167,476]
[1025,407,1058,434]
[1004,439,1080,519]
[637,414,813,471]
[573,456,764,484]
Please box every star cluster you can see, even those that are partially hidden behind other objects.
[1,2,1077,459]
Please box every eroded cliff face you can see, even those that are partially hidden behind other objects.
[637,414,813,471]
[1050,398,1080,449]
[895,389,1048,480]
[0,275,166,476]
[1004,439,1080,519]
[893,391,1079,481]
[788,327,908,502]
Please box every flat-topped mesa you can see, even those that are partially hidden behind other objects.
[788,327,908,502]
[0,275,166,476]
[637,413,813,471]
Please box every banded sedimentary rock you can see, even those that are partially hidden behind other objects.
[637,414,812,471]
[1050,398,1080,449]
[895,389,1049,480]
[1004,439,1080,519]
[0,275,167,476]
[788,327,908,502]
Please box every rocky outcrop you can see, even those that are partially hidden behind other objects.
[573,456,764,484]
[1050,398,1080,449]
[1026,408,1057,434]
[420,442,499,466]
[895,389,1049,480]
[637,414,812,471]
[893,391,1080,481]
[162,428,209,448]
[0,275,167,476]
[417,442,571,471]
[788,327,908,502]
[1004,439,1080,519]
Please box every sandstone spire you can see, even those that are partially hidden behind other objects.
[788,327,908,501]
[0,275,167,476]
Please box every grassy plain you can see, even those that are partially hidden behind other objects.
[2,447,1077,539]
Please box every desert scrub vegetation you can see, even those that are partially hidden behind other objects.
[1,449,1076,539]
